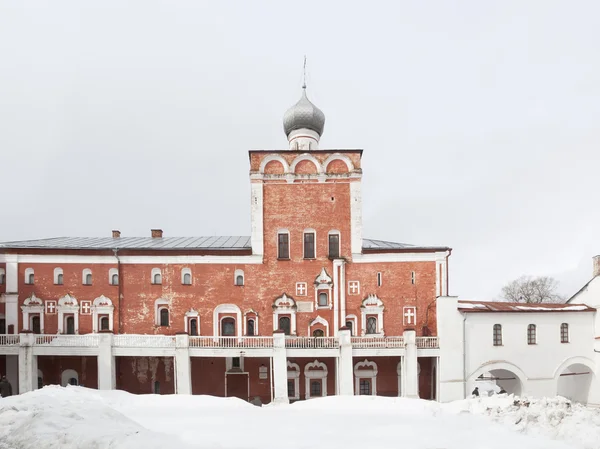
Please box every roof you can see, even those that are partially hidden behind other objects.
[567,276,598,303]
[0,236,448,252]
[458,300,596,313]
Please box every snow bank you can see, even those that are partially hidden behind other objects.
[2,387,596,449]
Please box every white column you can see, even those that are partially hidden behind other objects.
[250,182,264,256]
[175,334,191,394]
[18,333,35,394]
[272,332,289,404]
[349,181,363,255]
[338,328,354,395]
[403,329,419,398]
[97,333,115,390]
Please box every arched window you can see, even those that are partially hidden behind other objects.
[85,273,92,285]
[82,269,92,285]
[69,377,78,386]
[221,317,236,336]
[183,273,191,285]
[247,319,255,336]
[152,268,162,285]
[57,274,63,285]
[100,316,109,331]
[234,269,244,286]
[560,323,569,343]
[493,324,502,346]
[111,274,118,285]
[189,319,198,336]
[159,308,169,327]
[109,268,119,285]
[65,316,75,335]
[32,316,41,334]
[366,316,377,335]
[318,292,328,307]
[313,329,324,337]
[527,324,536,345]
[279,316,291,335]
[25,268,35,285]
[54,267,64,285]
[345,320,354,336]
[310,380,322,397]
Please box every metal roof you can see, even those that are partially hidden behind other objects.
[458,300,595,313]
[0,236,446,252]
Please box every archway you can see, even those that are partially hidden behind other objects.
[61,369,79,387]
[469,362,526,397]
[556,358,595,404]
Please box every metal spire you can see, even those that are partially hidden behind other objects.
[302,55,307,89]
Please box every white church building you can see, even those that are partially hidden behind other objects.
[436,255,600,406]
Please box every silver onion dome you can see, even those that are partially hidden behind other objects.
[283,87,325,137]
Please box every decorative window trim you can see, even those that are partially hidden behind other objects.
[348,280,360,295]
[304,360,328,399]
[327,230,341,259]
[151,268,162,285]
[243,309,259,336]
[54,267,64,285]
[154,298,169,326]
[109,268,119,285]
[323,153,355,172]
[24,268,34,285]
[345,314,358,336]
[213,304,242,337]
[295,282,307,296]
[354,359,378,395]
[303,229,316,259]
[259,154,291,174]
[277,229,290,260]
[287,361,300,400]
[92,295,114,333]
[21,294,44,333]
[272,294,297,335]
[403,306,416,326]
[290,153,323,174]
[234,269,245,286]
[82,268,92,285]
[360,295,384,336]
[308,315,329,337]
[181,268,192,285]
[314,268,333,310]
[184,309,200,334]
[57,294,79,334]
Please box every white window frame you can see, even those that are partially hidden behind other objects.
[57,294,79,334]
[82,268,92,285]
[304,360,328,399]
[361,295,384,336]
[213,304,242,337]
[184,309,200,335]
[354,359,378,395]
[0,268,6,285]
[234,269,245,286]
[155,298,169,326]
[272,294,297,335]
[151,268,162,285]
[109,268,119,285]
[92,295,114,333]
[308,315,329,336]
[345,314,358,336]
[61,369,79,387]
[243,309,259,336]
[21,294,44,333]
[348,280,360,295]
[287,361,300,400]
[54,267,64,285]
[314,268,333,310]
[303,228,317,259]
[24,268,34,285]
[181,268,192,285]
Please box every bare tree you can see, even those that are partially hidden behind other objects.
[501,276,565,304]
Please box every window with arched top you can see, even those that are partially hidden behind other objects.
[366,316,378,335]
[318,292,328,307]
[159,308,169,327]
[183,273,191,285]
[152,268,162,285]
[221,317,236,336]
[527,324,536,345]
[313,329,324,337]
[65,316,75,335]
[279,316,291,335]
[54,268,63,285]
[25,268,35,285]
[560,323,569,343]
[109,268,119,285]
[82,269,92,285]
[234,269,245,286]
[493,324,502,346]
[189,318,198,336]
[247,319,255,336]
[85,274,92,285]
[57,274,63,285]
[100,316,109,331]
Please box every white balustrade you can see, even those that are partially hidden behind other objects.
[351,336,405,348]
[190,336,274,348]
[416,336,439,348]
[34,334,100,347]
[285,337,339,349]
[0,335,20,346]
[113,335,176,348]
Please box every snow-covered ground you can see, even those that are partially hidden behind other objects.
[1,387,599,449]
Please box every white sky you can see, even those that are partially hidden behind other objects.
[0,0,598,300]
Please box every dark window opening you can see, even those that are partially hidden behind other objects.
[183,273,191,285]
[190,319,198,336]
[221,318,236,336]
[69,377,78,386]
[56,273,63,285]
[304,232,315,259]
[32,316,41,334]
[159,308,169,327]
[235,275,244,286]
[279,316,291,335]
[493,324,502,346]
[328,234,340,259]
[111,274,119,285]
[85,273,92,285]
[359,379,371,395]
[27,273,34,285]
[287,379,295,398]
[66,316,75,335]
[37,377,43,389]
[0,319,5,335]
[100,317,109,331]
[247,319,255,336]
[366,316,377,334]
[232,357,241,369]
[310,380,322,397]
[154,381,160,394]
[278,233,290,259]
[527,324,536,345]
[153,273,162,284]
[345,320,353,336]
[561,323,569,343]
[313,329,324,337]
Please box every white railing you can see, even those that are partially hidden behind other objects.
[0,335,20,346]
[351,336,405,349]
[190,336,274,348]
[416,336,439,349]
[34,334,100,347]
[113,335,176,348]
[285,337,339,349]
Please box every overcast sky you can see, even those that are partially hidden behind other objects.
[1,1,598,301]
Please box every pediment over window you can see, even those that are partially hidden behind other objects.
[93,295,113,307]
[273,293,297,310]
[58,294,78,307]
[305,360,328,376]
[361,294,384,309]
[23,294,43,306]
[314,268,332,286]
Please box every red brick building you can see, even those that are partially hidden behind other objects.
[0,86,450,403]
